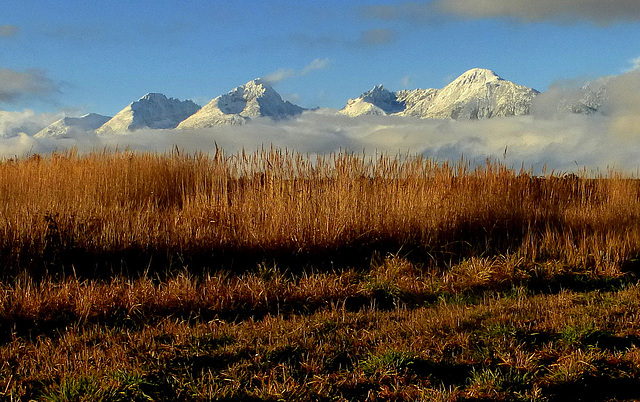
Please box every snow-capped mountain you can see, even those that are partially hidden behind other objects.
[27,68,618,141]
[177,79,305,128]
[340,68,539,119]
[97,93,200,133]
[35,113,111,138]
[416,68,538,119]
[339,85,405,116]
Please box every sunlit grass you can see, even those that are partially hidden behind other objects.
[2,150,640,400]
[0,149,638,278]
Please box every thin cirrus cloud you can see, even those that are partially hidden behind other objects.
[0,68,60,104]
[261,69,298,86]
[301,58,330,75]
[361,0,640,26]
[0,25,19,37]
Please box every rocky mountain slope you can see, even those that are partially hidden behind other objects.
[177,79,305,129]
[557,79,610,115]
[35,113,111,138]
[97,93,200,133]
[395,88,440,118]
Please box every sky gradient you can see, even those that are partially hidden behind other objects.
[3,0,640,116]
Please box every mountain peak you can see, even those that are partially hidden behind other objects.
[425,68,537,119]
[339,84,404,116]
[362,84,393,98]
[362,84,394,100]
[369,84,387,92]
[248,78,270,87]
[227,79,275,101]
[139,92,168,101]
[451,68,502,86]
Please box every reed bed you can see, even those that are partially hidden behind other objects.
[1,149,639,278]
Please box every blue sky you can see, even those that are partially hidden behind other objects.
[2,0,640,116]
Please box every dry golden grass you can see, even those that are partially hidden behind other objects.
[4,276,640,400]
[3,150,640,400]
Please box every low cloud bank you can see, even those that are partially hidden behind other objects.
[0,110,635,174]
[0,110,61,138]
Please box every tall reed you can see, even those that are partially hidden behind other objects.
[0,149,639,277]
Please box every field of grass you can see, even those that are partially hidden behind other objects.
[2,150,640,401]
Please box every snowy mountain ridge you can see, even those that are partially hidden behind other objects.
[35,113,111,138]
[424,68,539,119]
[339,85,405,117]
[177,79,306,129]
[340,68,539,119]
[29,67,618,139]
[97,93,200,133]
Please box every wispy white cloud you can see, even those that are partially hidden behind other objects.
[301,58,330,75]
[261,69,298,85]
[436,0,640,25]
[628,56,640,72]
[291,28,399,50]
[0,110,60,138]
[605,69,640,141]
[262,58,331,85]
[359,3,439,23]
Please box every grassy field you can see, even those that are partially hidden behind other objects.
[2,150,640,401]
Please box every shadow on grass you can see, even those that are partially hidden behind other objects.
[2,269,638,346]
[2,211,540,281]
[528,273,633,294]
[582,333,640,352]
[545,376,640,402]
[409,359,475,386]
